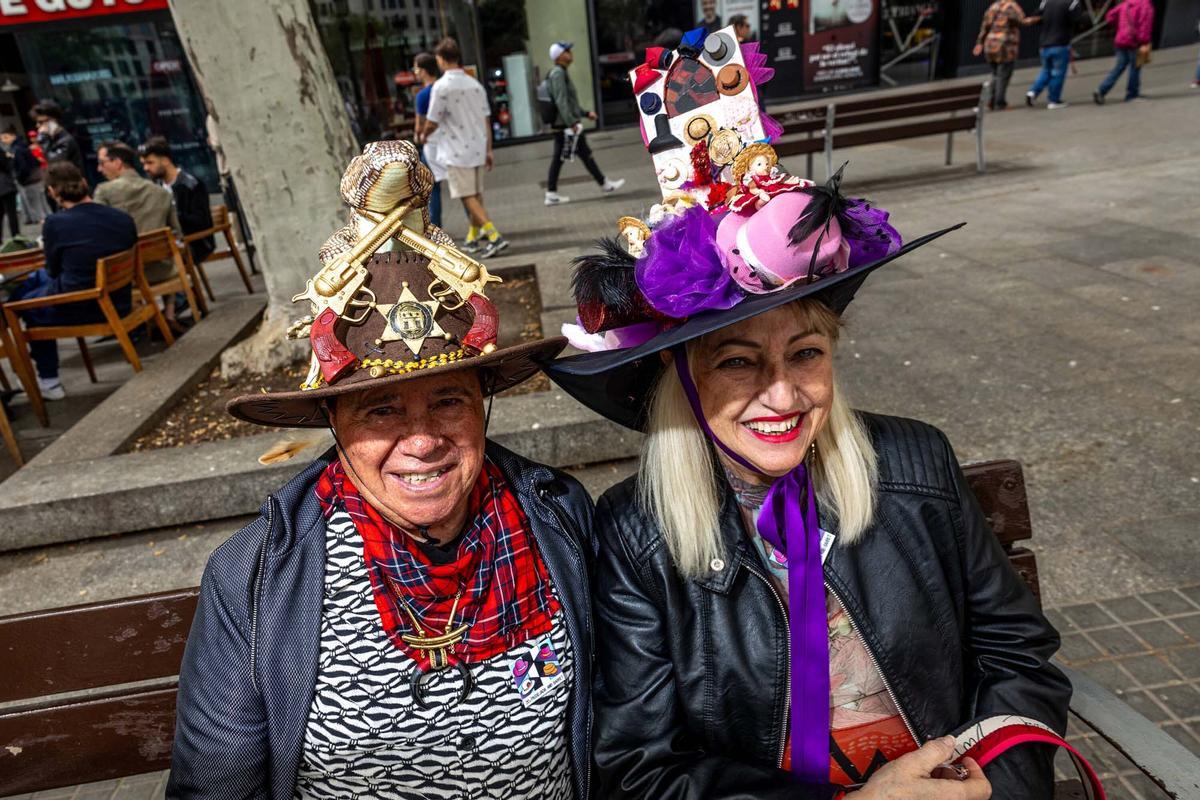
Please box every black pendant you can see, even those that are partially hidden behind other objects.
[410,661,474,709]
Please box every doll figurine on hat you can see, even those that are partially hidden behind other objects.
[727,143,809,215]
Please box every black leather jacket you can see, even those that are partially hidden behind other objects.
[169,442,597,799]
[591,413,1070,800]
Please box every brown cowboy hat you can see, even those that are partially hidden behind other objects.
[227,250,566,428]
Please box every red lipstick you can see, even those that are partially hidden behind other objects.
[742,413,804,443]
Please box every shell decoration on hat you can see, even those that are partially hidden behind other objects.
[287,139,503,392]
[564,24,904,353]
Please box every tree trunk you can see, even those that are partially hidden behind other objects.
[169,0,358,377]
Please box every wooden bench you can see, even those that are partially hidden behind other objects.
[1,460,1197,796]
[772,82,987,181]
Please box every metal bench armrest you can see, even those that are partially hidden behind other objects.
[1060,662,1200,798]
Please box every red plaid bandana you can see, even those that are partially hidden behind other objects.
[315,458,560,671]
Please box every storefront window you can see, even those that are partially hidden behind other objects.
[15,16,216,189]
[879,1,948,86]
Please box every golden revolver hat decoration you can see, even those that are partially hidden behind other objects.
[228,140,566,428]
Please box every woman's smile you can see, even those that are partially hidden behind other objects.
[742,412,805,443]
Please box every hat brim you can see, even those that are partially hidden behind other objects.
[227,337,567,428]
[545,224,963,431]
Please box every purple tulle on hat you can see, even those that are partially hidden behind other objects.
[841,199,903,269]
[637,206,744,318]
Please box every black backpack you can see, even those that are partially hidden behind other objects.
[537,67,561,126]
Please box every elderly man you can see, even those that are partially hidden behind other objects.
[168,142,593,800]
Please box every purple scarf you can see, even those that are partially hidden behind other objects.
[673,349,830,785]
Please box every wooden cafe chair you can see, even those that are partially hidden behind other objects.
[0,249,50,427]
[3,247,174,384]
[182,205,254,301]
[137,227,206,320]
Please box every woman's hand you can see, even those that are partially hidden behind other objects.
[854,737,991,800]
[972,44,983,57]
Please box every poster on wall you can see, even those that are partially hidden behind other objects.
[803,0,879,92]
[758,0,804,100]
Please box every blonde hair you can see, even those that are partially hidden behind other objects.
[637,300,878,578]
[731,142,778,185]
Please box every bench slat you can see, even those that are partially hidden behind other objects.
[832,115,976,150]
[0,686,177,796]
[830,83,982,115]
[779,95,979,139]
[962,459,1034,547]
[0,588,198,704]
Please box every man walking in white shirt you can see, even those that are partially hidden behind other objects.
[425,38,508,258]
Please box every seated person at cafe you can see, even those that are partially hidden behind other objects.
[139,136,215,267]
[94,140,185,328]
[7,162,137,400]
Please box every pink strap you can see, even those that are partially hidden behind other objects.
[951,716,1106,800]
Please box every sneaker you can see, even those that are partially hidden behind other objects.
[1025,91,1035,107]
[462,238,481,254]
[1192,81,1200,90]
[1093,91,1104,105]
[37,377,65,401]
[479,236,509,258]
[1047,102,1069,110]
[544,191,571,206]
[602,178,626,194]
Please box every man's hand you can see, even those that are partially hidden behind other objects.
[854,737,991,800]
[586,110,598,121]
[485,150,494,171]
[972,44,983,57]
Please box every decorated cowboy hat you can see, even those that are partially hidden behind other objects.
[228,140,565,428]
[543,24,961,431]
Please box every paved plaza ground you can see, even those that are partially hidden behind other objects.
[1,48,1197,800]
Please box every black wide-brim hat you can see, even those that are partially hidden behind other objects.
[545,224,961,431]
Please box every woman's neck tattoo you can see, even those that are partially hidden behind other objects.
[724,466,770,510]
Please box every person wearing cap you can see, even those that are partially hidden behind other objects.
[548,33,1072,800]
[544,41,625,207]
[168,141,594,800]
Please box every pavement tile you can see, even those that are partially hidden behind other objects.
[1154,684,1200,721]
[1139,589,1200,616]
[1076,658,1134,694]
[1059,632,1104,664]
[1129,620,1191,650]
[1120,771,1169,799]
[1118,653,1184,687]
[1045,607,1077,633]
[1119,689,1173,723]
[1088,627,1148,658]
[1180,586,1200,608]
[1101,595,1156,624]
[1173,613,1200,643]
[1164,646,1200,679]
[1062,602,1119,631]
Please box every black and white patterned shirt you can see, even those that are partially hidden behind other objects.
[294,506,574,800]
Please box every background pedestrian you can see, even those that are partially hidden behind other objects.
[29,100,84,172]
[1026,0,1084,109]
[139,136,216,266]
[2,127,50,226]
[425,37,507,257]
[0,140,18,243]
[544,41,624,207]
[1093,0,1155,104]
[974,0,1039,110]
[412,51,443,229]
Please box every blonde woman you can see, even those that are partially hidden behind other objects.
[550,172,1071,798]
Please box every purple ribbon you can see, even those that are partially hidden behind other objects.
[673,349,830,784]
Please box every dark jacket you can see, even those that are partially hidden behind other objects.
[0,147,14,196]
[592,413,1070,800]
[167,442,597,800]
[168,170,215,264]
[10,139,42,186]
[1037,0,1084,47]
[547,64,586,128]
[38,126,84,172]
[41,202,138,313]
